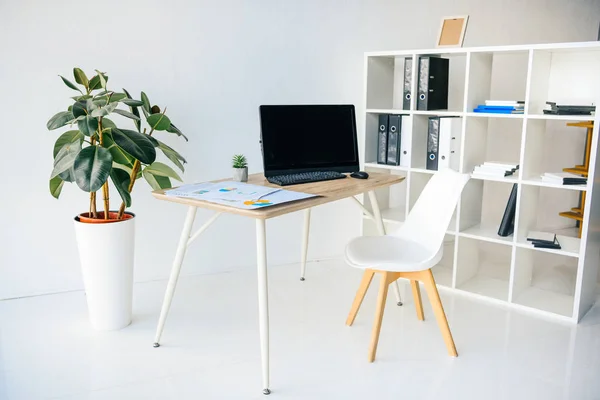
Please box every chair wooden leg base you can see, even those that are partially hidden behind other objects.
[346,270,375,326]
[347,268,458,362]
[410,279,424,321]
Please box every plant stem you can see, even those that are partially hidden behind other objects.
[98,118,110,220]
[116,127,154,220]
[89,137,98,218]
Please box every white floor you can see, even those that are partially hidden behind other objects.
[1,259,599,400]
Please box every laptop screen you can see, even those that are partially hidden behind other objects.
[259,105,359,176]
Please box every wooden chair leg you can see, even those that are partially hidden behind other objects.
[368,272,391,362]
[346,270,375,326]
[410,280,424,321]
[421,269,458,357]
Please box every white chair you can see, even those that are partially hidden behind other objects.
[345,169,470,362]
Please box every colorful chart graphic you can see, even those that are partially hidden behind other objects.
[244,199,273,207]
[219,187,236,192]
[192,190,209,195]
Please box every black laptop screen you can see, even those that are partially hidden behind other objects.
[259,105,359,176]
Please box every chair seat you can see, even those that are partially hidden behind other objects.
[345,235,443,272]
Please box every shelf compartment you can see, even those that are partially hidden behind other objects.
[363,162,410,172]
[432,235,456,288]
[455,237,512,301]
[458,179,518,241]
[466,50,529,113]
[462,116,523,175]
[366,56,414,110]
[527,48,600,115]
[511,247,577,317]
[515,184,583,252]
[521,119,590,183]
[410,115,463,171]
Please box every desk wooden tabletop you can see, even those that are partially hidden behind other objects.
[152,172,405,219]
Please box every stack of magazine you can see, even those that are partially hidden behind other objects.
[541,172,587,185]
[543,102,595,115]
[473,100,524,114]
[472,162,519,179]
[527,231,562,250]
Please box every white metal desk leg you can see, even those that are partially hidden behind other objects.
[153,206,197,347]
[256,219,271,395]
[300,208,311,281]
[367,191,403,306]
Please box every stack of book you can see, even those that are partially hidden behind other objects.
[473,100,524,114]
[541,172,587,185]
[472,162,519,179]
[543,102,595,115]
[527,231,562,250]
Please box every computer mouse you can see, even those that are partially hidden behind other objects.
[350,171,369,179]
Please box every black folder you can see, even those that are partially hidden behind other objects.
[403,58,412,110]
[377,114,389,164]
[426,117,439,171]
[387,115,401,165]
[417,57,449,111]
[498,184,518,237]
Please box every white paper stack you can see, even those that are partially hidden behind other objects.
[541,172,587,185]
[472,161,519,179]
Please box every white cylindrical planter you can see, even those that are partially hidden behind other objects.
[73,213,135,331]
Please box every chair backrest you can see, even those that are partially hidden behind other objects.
[391,169,470,253]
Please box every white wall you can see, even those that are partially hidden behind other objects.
[1,0,598,299]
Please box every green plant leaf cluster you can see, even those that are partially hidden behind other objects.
[47,68,188,209]
[232,154,247,169]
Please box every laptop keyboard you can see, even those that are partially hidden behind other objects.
[267,171,346,186]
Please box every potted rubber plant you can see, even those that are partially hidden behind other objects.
[47,68,188,330]
[232,154,248,182]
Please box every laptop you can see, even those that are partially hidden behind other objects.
[259,105,360,186]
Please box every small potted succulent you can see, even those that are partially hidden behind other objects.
[47,67,187,330]
[232,154,248,182]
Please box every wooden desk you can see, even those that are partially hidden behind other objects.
[152,172,404,395]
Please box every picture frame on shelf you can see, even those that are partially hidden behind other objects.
[436,15,469,48]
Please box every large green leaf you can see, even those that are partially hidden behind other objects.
[111,127,156,164]
[144,162,182,181]
[95,93,127,104]
[73,68,89,88]
[53,130,84,157]
[77,115,98,136]
[95,70,108,90]
[110,168,132,207]
[89,74,108,91]
[113,109,140,121]
[140,91,151,115]
[90,102,117,118]
[121,99,144,107]
[72,100,88,118]
[47,111,74,130]
[71,94,92,101]
[146,113,171,131]
[59,76,83,93]
[49,176,64,199]
[166,123,188,141]
[104,133,135,168]
[143,168,172,190]
[74,146,113,192]
[50,142,81,179]
[156,139,186,172]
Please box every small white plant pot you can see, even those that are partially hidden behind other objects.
[73,213,135,331]
[233,167,248,182]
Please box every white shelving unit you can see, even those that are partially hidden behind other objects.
[360,41,600,323]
